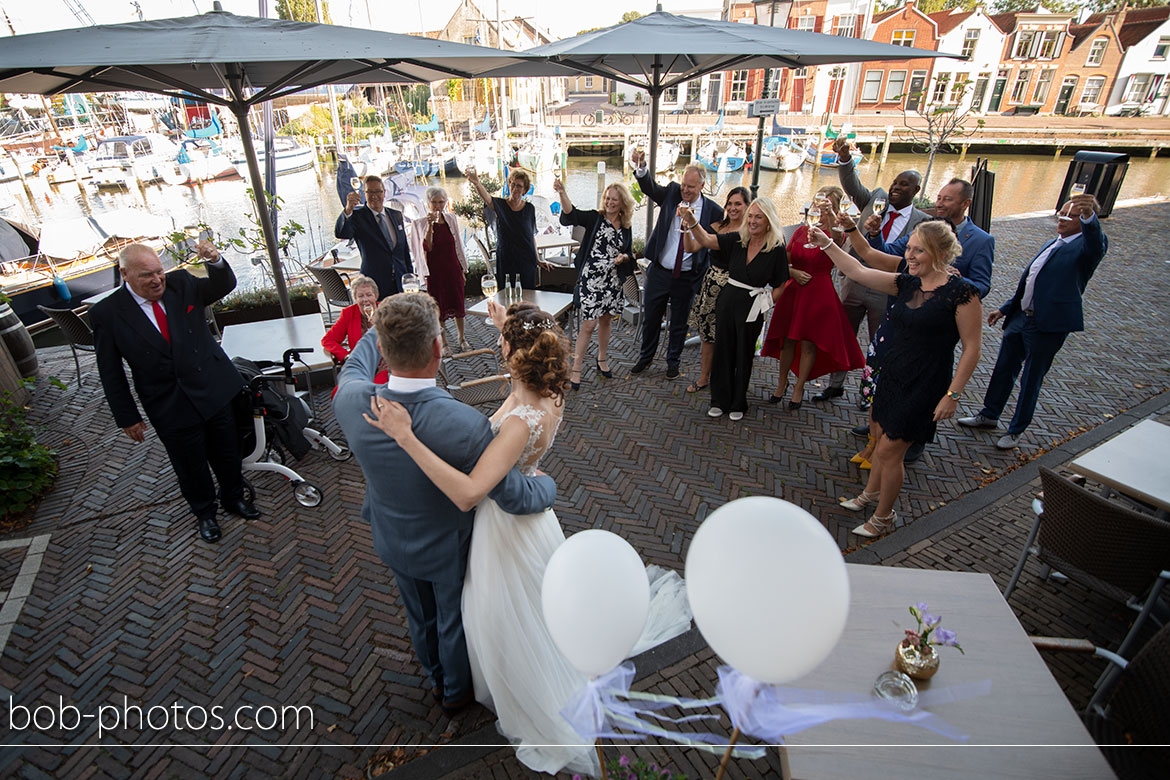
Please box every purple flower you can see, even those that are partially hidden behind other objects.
[924,613,941,628]
[935,628,957,646]
[619,755,630,768]
[914,602,929,614]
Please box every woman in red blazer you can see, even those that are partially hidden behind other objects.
[322,275,388,385]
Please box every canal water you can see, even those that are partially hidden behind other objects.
[5,150,1167,290]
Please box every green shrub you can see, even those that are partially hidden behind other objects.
[213,282,320,312]
[0,380,58,524]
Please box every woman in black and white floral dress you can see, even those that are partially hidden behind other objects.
[553,178,635,389]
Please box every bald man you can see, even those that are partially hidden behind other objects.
[90,242,258,543]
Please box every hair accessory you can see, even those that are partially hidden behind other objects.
[521,319,555,331]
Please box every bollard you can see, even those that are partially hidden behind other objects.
[597,161,607,208]
[880,126,892,167]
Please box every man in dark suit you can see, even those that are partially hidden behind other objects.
[335,175,412,300]
[629,153,724,378]
[90,241,259,543]
[959,194,1107,450]
[817,136,929,406]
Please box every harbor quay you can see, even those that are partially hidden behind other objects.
[0,199,1167,777]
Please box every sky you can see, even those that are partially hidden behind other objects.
[0,0,724,39]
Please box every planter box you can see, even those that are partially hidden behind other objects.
[213,297,320,328]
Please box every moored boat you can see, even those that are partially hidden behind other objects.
[801,138,863,168]
[89,133,182,188]
[759,136,804,172]
[696,137,745,172]
[228,136,316,178]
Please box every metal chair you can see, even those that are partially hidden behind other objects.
[306,265,352,322]
[1004,467,1170,664]
[438,347,510,408]
[621,270,644,355]
[37,305,95,388]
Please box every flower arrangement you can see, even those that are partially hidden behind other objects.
[903,602,964,656]
[573,754,687,780]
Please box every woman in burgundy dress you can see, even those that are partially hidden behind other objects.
[761,186,864,410]
[410,186,470,353]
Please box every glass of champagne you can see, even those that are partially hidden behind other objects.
[360,302,376,321]
[481,272,497,299]
[350,176,361,192]
[804,207,821,249]
[1070,181,1087,196]
[872,196,887,216]
[402,273,421,294]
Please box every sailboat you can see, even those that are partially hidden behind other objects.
[694,110,744,172]
[160,111,236,185]
[759,121,805,172]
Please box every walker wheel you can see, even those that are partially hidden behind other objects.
[292,481,323,507]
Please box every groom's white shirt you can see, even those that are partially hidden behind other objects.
[385,375,436,392]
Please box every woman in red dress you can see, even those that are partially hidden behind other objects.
[761,186,863,409]
[410,186,470,353]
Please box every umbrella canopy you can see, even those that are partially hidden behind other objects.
[492,9,964,231]
[0,4,532,316]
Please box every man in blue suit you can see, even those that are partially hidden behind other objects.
[959,194,1107,449]
[335,175,412,299]
[332,293,556,716]
[630,152,724,378]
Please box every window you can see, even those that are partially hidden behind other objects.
[584,76,594,89]
[962,29,980,59]
[730,70,748,101]
[1032,69,1055,104]
[1125,73,1153,103]
[462,35,475,45]
[861,70,883,102]
[884,70,907,101]
[1087,38,1108,66]
[1014,31,1036,59]
[663,84,678,102]
[892,30,915,48]
[951,75,969,104]
[834,14,857,37]
[1010,69,1032,103]
[1155,37,1170,60]
[797,15,816,32]
[1082,76,1106,105]
[1038,31,1061,60]
[932,73,951,103]
[763,70,781,100]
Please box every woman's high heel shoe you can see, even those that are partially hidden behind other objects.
[595,357,613,378]
[570,369,581,390]
[786,400,802,411]
[850,435,877,464]
[852,510,897,538]
[839,490,879,512]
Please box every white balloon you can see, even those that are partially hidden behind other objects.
[685,497,850,684]
[541,530,650,676]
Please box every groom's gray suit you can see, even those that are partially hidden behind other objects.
[334,329,556,705]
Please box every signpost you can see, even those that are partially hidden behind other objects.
[748,99,780,198]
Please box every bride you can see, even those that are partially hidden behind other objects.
[366,300,690,776]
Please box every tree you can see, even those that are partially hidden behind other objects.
[876,0,973,10]
[276,0,332,24]
[620,11,644,22]
[990,0,1079,13]
[1088,0,1167,8]
[899,79,985,193]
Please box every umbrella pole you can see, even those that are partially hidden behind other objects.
[750,114,764,199]
[644,66,662,242]
[233,105,293,318]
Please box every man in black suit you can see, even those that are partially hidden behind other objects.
[90,241,259,543]
[630,153,723,378]
[335,175,412,300]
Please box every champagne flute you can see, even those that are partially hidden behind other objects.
[350,176,361,192]
[871,196,887,215]
[481,272,497,299]
[402,273,421,294]
[1070,181,1087,196]
[360,302,376,321]
[804,207,821,249]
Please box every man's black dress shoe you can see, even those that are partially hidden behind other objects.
[904,441,925,464]
[665,365,680,379]
[223,497,260,520]
[851,423,870,437]
[813,386,844,402]
[440,691,476,717]
[630,360,651,374]
[198,516,221,543]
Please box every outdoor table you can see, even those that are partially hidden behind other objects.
[534,232,579,261]
[221,313,331,375]
[467,289,574,321]
[81,287,120,307]
[780,564,1115,779]
[1070,419,1170,518]
[328,255,363,273]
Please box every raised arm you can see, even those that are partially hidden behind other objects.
[809,226,898,296]
[934,293,983,422]
[833,138,873,209]
[365,398,530,512]
[680,205,719,250]
[467,169,495,217]
[838,211,903,272]
[552,177,573,215]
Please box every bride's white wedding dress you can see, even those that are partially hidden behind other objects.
[462,403,692,776]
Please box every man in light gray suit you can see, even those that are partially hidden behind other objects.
[816,136,929,408]
[333,293,556,717]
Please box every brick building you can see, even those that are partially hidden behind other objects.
[855,1,940,114]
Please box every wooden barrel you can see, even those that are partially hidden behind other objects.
[0,301,38,379]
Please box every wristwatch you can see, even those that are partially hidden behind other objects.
[946,390,961,400]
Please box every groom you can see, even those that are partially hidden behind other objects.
[333,293,557,716]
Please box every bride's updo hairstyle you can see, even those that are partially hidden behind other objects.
[501,302,570,403]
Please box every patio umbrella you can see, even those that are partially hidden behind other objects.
[494,7,964,233]
[0,2,534,317]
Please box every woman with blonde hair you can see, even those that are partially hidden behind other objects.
[409,185,470,353]
[552,178,635,389]
[684,196,790,420]
[809,219,981,537]
[761,185,864,409]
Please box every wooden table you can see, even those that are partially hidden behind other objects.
[781,565,1114,779]
[466,289,574,321]
[220,313,332,374]
[1070,419,1170,517]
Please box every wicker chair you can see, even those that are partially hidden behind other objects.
[306,265,352,322]
[438,347,510,408]
[37,305,94,388]
[1005,467,1170,663]
[621,271,644,354]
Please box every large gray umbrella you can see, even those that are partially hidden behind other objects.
[0,3,533,316]
[495,8,963,232]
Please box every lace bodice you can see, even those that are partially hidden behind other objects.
[490,403,561,475]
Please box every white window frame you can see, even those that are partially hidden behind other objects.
[1038,31,1061,60]
[1154,37,1170,61]
[1010,69,1032,103]
[932,73,951,104]
[687,80,702,103]
[763,70,781,100]
[1125,73,1153,103]
[1082,75,1106,104]
[884,69,908,102]
[584,76,594,89]
[730,70,749,101]
[1032,69,1055,104]
[961,29,980,60]
[951,74,969,104]
[861,69,883,102]
[834,14,857,37]
[663,83,678,102]
[1087,38,1108,67]
[1014,31,1036,59]
[796,14,816,32]
[892,30,915,48]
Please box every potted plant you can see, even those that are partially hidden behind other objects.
[212,282,322,327]
[895,602,963,680]
[0,377,61,533]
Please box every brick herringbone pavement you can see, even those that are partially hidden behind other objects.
[2,201,1167,778]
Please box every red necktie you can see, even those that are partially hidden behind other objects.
[881,209,897,240]
[151,299,171,344]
